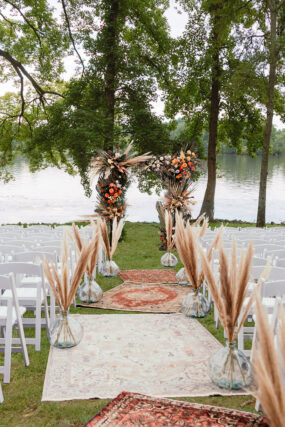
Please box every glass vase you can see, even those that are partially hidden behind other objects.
[77,274,103,303]
[176,267,189,285]
[101,259,120,277]
[181,290,210,318]
[49,310,83,349]
[161,251,178,267]
[208,340,253,390]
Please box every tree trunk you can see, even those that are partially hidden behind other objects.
[256,2,277,227]
[103,0,119,151]
[199,12,221,221]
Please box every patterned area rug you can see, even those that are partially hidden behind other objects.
[85,392,268,426]
[78,282,190,312]
[119,269,177,283]
[42,314,250,401]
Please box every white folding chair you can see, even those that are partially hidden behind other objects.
[12,251,58,325]
[0,263,49,351]
[0,273,29,383]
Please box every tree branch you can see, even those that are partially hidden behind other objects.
[3,0,42,48]
[60,0,85,74]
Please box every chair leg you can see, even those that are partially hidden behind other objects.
[3,320,12,384]
[16,318,29,367]
[35,300,41,352]
[0,383,3,403]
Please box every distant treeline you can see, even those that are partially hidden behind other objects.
[172,121,285,156]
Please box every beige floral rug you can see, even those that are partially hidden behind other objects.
[42,314,249,401]
[77,282,190,312]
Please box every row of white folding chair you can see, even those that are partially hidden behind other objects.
[0,273,30,384]
[0,262,50,352]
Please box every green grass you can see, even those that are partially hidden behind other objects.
[0,222,263,426]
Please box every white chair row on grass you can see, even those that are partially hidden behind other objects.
[0,245,105,403]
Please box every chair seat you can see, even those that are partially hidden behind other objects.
[2,288,44,302]
[0,306,26,324]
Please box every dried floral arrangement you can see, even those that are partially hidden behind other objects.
[253,295,285,427]
[142,149,199,249]
[43,232,93,312]
[72,222,100,280]
[199,240,270,343]
[91,143,151,222]
[175,213,222,293]
[99,217,124,262]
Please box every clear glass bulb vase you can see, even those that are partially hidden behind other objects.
[49,310,83,349]
[181,290,210,318]
[176,267,189,285]
[208,340,253,390]
[77,274,103,303]
[161,251,178,267]
[101,259,120,277]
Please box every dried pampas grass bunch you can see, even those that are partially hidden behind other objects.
[43,232,93,311]
[199,239,270,343]
[174,213,222,292]
[164,210,175,252]
[193,213,208,238]
[254,295,285,427]
[72,222,100,279]
[99,216,124,261]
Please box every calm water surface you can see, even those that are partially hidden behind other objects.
[0,155,284,224]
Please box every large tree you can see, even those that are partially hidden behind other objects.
[165,0,266,220]
[255,0,285,226]
[0,0,67,181]
[0,0,173,193]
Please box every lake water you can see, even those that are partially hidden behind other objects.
[0,155,284,224]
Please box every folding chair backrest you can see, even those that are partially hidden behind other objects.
[12,251,57,264]
[0,262,44,278]
[270,249,285,259]
[276,258,285,268]
[251,265,285,282]
[0,273,22,320]
[262,281,285,298]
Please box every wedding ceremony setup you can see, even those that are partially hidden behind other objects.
[0,0,285,426]
[0,142,285,427]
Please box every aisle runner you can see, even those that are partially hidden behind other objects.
[119,269,177,283]
[85,392,267,427]
[78,282,190,312]
[42,314,250,401]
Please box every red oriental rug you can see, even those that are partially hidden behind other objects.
[78,282,190,312]
[85,392,268,426]
[119,269,177,283]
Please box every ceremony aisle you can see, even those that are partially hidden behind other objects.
[0,222,261,427]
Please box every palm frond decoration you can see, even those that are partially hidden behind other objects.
[91,142,152,180]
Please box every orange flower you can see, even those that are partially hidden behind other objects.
[109,188,114,194]
[183,171,187,175]
[188,162,192,166]
[191,166,195,171]
[176,174,182,179]
[107,200,112,204]
[192,153,196,157]
[105,193,109,198]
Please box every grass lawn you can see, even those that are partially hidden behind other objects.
[0,221,263,426]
